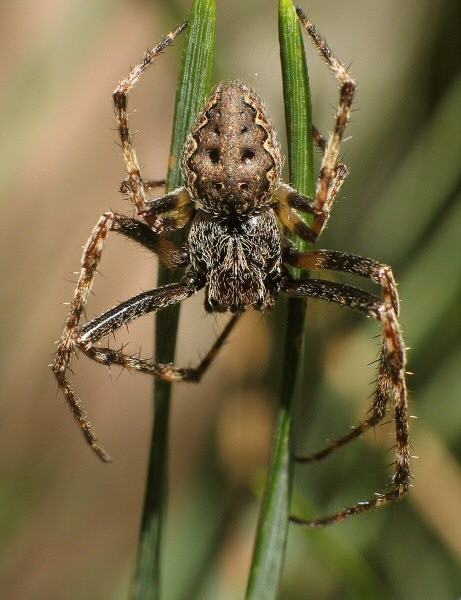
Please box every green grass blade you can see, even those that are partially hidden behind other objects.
[131,2,215,599]
[246,1,314,598]
[279,0,315,231]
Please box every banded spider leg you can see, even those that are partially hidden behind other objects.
[52,21,239,461]
[275,9,409,526]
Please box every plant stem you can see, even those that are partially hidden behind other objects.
[131,2,215,598]
[246,1,314,597]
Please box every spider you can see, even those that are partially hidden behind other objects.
[52,8,410,528]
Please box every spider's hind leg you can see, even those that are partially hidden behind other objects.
[273,126,350,245]
[113,21,187,219]
[294,9,357,241]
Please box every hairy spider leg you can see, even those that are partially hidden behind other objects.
[52,211,189,461]
[280,277,409,527]
[142,178,166,190]
[272,11,356,242]
[312,124,349,210]
[286,246,400,318]
[273,126,350,243]
[79,310,240,383]
[273,11,409,522]
[118,177,166,201]
[283,245,400,464]
[52,207,239,461]
[142,188,196,234]
[113,20,189,223]
[76,278,199,348]
[296,8,356,240]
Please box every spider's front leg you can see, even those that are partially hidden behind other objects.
[281,276,409,527]
[283,244,400,464]
[79,308,240,384]
[52,209,190,461]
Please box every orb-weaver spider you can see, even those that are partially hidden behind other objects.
[52,8,410,527]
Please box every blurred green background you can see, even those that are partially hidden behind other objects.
[0,0,459,598]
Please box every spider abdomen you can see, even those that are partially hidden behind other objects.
[184,81,282,214]
[188,208,282,313]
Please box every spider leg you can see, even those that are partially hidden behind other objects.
[284,245,400,316]
[76,276,201,348]
[281,277,409,527]
[141,189,196,234]
[142,178,166,191]
[121,177,166,192]
[54,277,200,462]
[81,314,240,383]
[113,21,187,219]
[273,186,318,243]
[283,245,400,463]
[52,211,190,461]
[273,126,349,243]
[312,124,349,207]
[283,9,356,242]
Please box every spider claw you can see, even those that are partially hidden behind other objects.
[92,443,112,463]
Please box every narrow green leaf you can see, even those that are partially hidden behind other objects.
[279,1,315,198]
[131,2,215,599]
[246,1,314,598]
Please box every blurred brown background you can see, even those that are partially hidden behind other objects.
[0,0,460,598]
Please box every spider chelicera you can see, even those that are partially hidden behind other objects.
[52,8,410,527]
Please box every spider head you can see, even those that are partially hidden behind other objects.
[184,81,282,214]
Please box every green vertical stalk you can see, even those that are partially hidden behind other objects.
[131,2,215,599]
[246,1,314,598]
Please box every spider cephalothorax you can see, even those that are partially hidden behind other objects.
[189,206,283,313]
[53,9,410,528]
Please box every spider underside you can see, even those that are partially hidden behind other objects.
[52,9,410,528]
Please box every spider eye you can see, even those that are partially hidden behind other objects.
[214,182,223,191]
[241,126,248,133]
[241,148,255,164]
[208,148,220,164]
[239,182,249,192]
